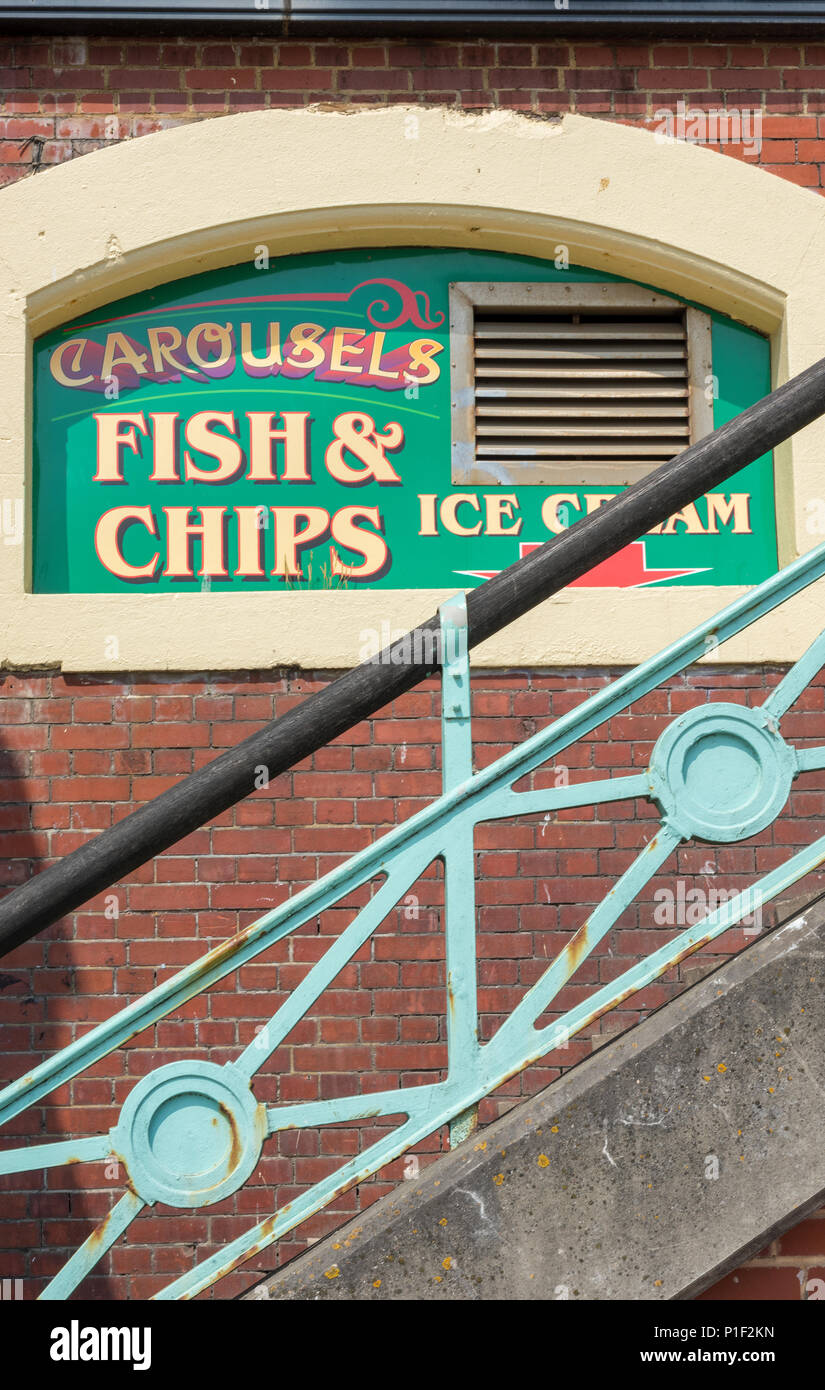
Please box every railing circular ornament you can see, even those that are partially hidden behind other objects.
[111,1061,266,1210]
[649,702,796,844]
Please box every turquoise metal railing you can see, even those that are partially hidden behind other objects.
[4,542,825,1297]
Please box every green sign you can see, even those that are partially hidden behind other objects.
[32,247,776,593]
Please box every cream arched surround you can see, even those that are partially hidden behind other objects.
[2,105,824,672]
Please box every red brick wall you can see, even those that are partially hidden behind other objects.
[1,36,825,190]
[699,1218,825,1301]
[2,27,825,1301]
[1,666,825,1298]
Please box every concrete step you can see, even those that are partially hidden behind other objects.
[244,900,825,1301]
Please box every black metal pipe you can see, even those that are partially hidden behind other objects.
[3,354,825,959]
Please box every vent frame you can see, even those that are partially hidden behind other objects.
[449,280,714,487]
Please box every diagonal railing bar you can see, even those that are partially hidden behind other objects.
[231,855,432,1079]
[491,823,684,1052]
[498,831,825,1076]
[4,355,825,959]
[154,1114,433,1302]
[265,1086,442,1132]
[763,624,825,719]
[498,772,652,820]
[39,1189,146,1302]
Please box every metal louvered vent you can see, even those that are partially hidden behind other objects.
[450,284,713,487]
[475,307,690,479]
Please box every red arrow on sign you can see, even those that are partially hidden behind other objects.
[456,540,709,588]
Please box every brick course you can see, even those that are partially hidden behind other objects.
[3,37,825,188]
